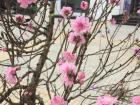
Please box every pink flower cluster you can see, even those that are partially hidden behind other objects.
[96,95,117,105]
[68,16,91,46]
[15,14,34,31]
[137,9,140,15]
[132,96,140,105]
[4,66,20,84]
[17,0,37,8]
[80,1,89,10]
[59,51,77,87]
[61,6,72,18]
[50,96,67,105]
[59,51,86,87]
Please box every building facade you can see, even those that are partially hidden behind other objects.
[55,0,140,20]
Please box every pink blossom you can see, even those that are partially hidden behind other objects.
[78,71,85,80]
[44,0,48,4]
[71,16,91,33]
[137,9,140,15]
[27,22,34,31]
[116,0,120,5]
[68,32,86,46]
[50,96,67,105]
[15,14,25,23]
[59,62,76,75]
[80,1,89,10]
[17,0,29,8]
[109,0,115,4]
[63,51,77,63]
[61,6,72,18]
[28,92,32,96]
[26,0,37,4]
[58,51,77,65]
[4,66,20,84]
[23,91,32,96]
[78,71,85,85]
[134,48,140,56]
[31,0,37,3]
[17,0,37,8]
[59,62,76,87]
[23,91,28,96]
[90,84,96,90]
[109,0,120,5]
[132,96,140,105]
[96,95,117,105]
[79,79,84,85]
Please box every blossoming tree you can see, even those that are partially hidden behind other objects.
[0,0,140,105]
